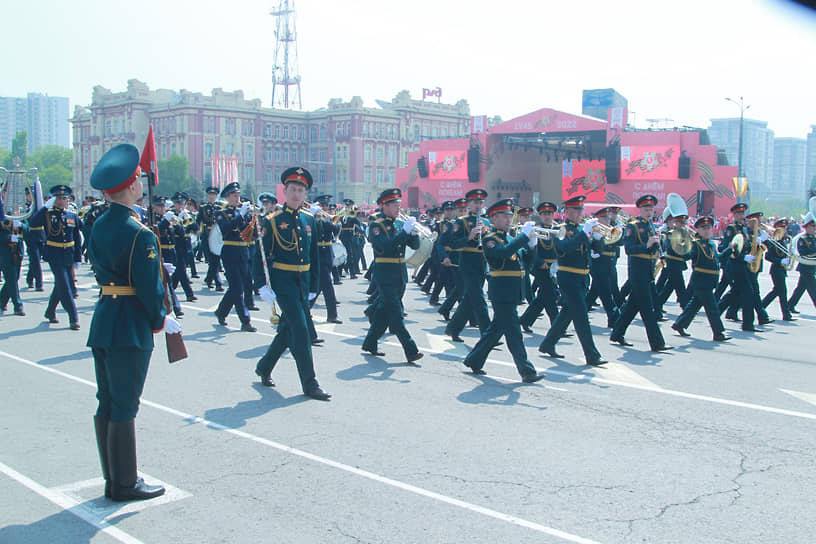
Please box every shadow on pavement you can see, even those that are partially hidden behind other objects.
[201,383,309,429]
[336,355,414,384]
[457,375,548,411]
[0,504,137,544]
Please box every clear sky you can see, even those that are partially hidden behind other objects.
[4,0,815,138]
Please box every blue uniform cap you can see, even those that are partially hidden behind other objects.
[90,143,141,193]
[220,182,241,198]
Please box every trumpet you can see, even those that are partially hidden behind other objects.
[304,201,340,222]
[399,212,436,239]
[590,222,623,245]
[531,225,567,240]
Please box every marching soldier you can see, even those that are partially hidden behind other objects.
[520,201,559,332]
[0,192,26,315]
[586,207,621,328]
[198,186,224,291]
[516,206,535,304]
[788,213,816,314]
[717,203,763,331]
[428,202,455,306]
[312,194,342,324]
[149,197,183,318]
[23,187,45,291]
[254,167,331,400]
[610,194,672,351]
[760,218,794,321]
[339,199,360,279]
[87,143,177,501]
[462,199,544,382]
[671,217,731,341]
[361,188,424,363]
[538,195,607,365]
[445,189,491,342]
[214,182,257,332]
[655,213,691,315]
[744,211,774,325]
[437,198,467,321]
[170,192,197,302]
[354,210,368,272]
[29,185,82,330]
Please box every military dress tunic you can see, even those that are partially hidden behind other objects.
[0,215,25,311]
[214,205,253,325]
[198,202,223,288]
[716,221,756,328]
[761,234,793,319]
[609,217,667,349]
[314,214,340,320]
[362,216,422,358]
[255,205,323,393]
[445,212,491,336]
[673,237,728,336]
[86,203,166,421]
[656,228,691,311]
[23,202,45,289]
[520,231,559,329]
[29,204,83,323]
[437,217,462,319]
[539,220,604,363]
[789,233,816,311]
[463,229,538,379]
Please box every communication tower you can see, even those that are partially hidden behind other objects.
[270,0,302,110]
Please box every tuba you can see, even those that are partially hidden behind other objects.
[0,165,39,220]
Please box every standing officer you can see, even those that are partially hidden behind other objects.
[760,219,795,320]
[29,185,82,330]
[520,201,559,332]
[361,188,424,363]
[610,195,672,351]
[788,212,816,314]
[87,143,179,501]
[671,217,731,341]
[254,167,330,400]
[538,195,607,365]
[462,199,544,382]
[445,189,491,342]
[23,187,45,291]
[198,186,224,291]
[170,192,197,302]
[214,182,256,332]
[313,194,342,324]
[0,192,26,315]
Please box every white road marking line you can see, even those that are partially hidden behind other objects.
[0,461,145,544]
[780,388,816,408]
[0,349,598,544]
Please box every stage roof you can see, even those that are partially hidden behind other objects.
[490,108,608,135]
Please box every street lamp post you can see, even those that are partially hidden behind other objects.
[725,96,751,201]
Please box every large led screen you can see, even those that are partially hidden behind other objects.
[561,159,607,202]
[621,146,679,180]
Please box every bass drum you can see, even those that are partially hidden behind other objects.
[208,226,224,256]
[331,241,347,267]
[405,236,433,268]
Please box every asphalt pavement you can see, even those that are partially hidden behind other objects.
[1,254,815,543]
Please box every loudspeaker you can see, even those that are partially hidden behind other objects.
[678,151,690,179]
[417,156,429,178]
[467,146,480,183]
[696,190,714,216]
[605,143,620,184]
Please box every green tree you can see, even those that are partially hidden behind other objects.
[27,146,73,191]
[155,154,204,201]
[3,131,27,168]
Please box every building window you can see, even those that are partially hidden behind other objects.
[105,121,112,137]
[310,126,317,141]
[363,124,368,138]
[376,170,383,184]
[292,147,298,162]
[264,124,272,137]
[414,124,420,141]
[376,146,384,164]
[265,168,273,182]
[205,142,213,159]
[441,127,447,138]
[171,142,176,156]
[283,125,289,139]
[319,168,326,184]
[432,126,438,137]
[247,145,254,161]
[275,148,281,161]
[375,125,380,139]
[319,149,326,162]
[275,124,281,138]
[364,145,372,162]
[320,125,327,141]
[364,168,371,184]
[283,148,289,162]
[388,147,395,164]
[226,143,234,155]
[246,165,253,181]
[264,146,272,161]
[300,126,306,140]
[310,148,317,161]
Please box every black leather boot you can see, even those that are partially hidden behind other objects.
[93,415,111,498]
[108,420,165,502]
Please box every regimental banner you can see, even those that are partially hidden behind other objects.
[428,150,468,180]
[621,145,679,180]
[561,159,607,202]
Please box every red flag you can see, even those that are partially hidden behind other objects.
[140,124,159,186]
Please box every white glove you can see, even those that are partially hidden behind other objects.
[527,237,537,249]
[521,220,535,237]
[403,216,416,234]
[744,254,755,264]
[163,262,176,275]
[308,292,318,301]
[758,230,769,242]
[309,202,322,215]
[179,210,190,220]
[44,196,56,208]
[74,262,81,270]
[164,316,182,334]
[10,234,19,243]
[12,219,22,228]
[239,202,250,217]
[163,211,175,222]
[582,219,597,236]
[592,231,604,240]
[259,285,277,305]
[549,261,559,277]
[781,257,790,266]
[591,251,600,259]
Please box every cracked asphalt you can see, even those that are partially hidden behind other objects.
[1,259,815,543]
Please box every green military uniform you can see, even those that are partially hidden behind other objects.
[788,219,816,312]
[87,143,167,502]
[255,167,330,400]
[520,202,560,331]
[362,188,423,361]
[672,217,730,340]
[0,202,26,315]
[716,204,757,329]
[538,195,606,365]
[463,199,541,381]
